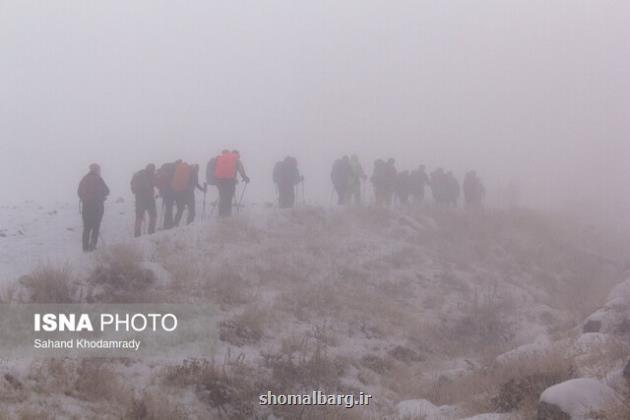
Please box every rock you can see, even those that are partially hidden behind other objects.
[537,401,570,420]
[538,378,617,419]
[582,319,601,333]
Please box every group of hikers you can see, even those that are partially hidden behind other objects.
[77,150,249,252]
[330,156,485,210]
[77,152,485,252]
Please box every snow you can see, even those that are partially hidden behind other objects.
[539,378,618,418]
[2,201,629,418]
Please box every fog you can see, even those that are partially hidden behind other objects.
[1,1,629,223]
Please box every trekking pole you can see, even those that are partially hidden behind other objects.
[202,183,207,219]
[237,182,248,215]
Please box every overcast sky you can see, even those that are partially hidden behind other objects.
[1,1,628,220]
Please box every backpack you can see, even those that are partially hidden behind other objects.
[78,173,109,204]
[156,162,176,191]
[206,157,218,186]
[171,162,192,192]
[215,152,239,180]
[130,170,142,194]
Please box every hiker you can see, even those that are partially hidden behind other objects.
[77,163,110,252]
[170,161,196,226]
[463,171,485,209]
[383,158,398,207]
[349,155,367,205]
[371,159,387,207]
[156,160,179,229]
[130,163,157,237]
[410,165,430,204]
[445,171,460,208]
[273,156,302,209]
[214,150,250,217]
[396,170,412,206]
[430,168,447,206]
[183,164,207,225]
[331,156,352,205]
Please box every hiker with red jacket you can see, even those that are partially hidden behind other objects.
[214,150,249,217]
[131,163,157,237]
[78,163,110,252]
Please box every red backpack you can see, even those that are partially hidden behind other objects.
[171,162,192,192]
[214,152,239,180]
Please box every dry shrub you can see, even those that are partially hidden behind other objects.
[74,359,132,405]
[0,281,19,303]
[307,321,339,347]
[573,337,630,378]
[163,354,260,419]
[125,388,193,420]
[0,373,27,404]
[263,336,345,396]
[27,358,78,395]
[275,280,342,322]
[450,285,516,355]
[18,264,78,303]
[14,407,56,420]
[601,398,630,420]
[205,266,253,308]
[219,305,271,347]
[87,243,154,303]
[419,346,575,417]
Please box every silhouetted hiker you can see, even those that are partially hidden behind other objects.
[383,158,398,207]
[349,155,367,205]
[273,156,302,209]
[430,168,447,206]
[463,170,485,209]
[371,159,387,206]
[181,164,207,225]
[78,163,110,252]
[214,150,249,217]
[171,161,192,227]
[410,165,430,204]
[156,160,179,229]
[331,156,352,205]
[445,171,460,207]
[396,170,412,205]
[131,163,157,237]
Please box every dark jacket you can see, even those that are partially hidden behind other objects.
[78,172,110,205]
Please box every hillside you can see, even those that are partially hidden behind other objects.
[0,204,628,419]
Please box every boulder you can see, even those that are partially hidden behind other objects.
[538,378,617,419]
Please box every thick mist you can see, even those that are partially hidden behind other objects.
[1,1,628,224]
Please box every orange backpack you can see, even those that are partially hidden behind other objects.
[214,152,239,180]
[171,162,192,192]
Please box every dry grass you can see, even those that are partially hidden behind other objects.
[87,243,154,303]
[18,263,78,303]
[416,345,575,417]
[162,354,261,420]
[219,305,272,347]
[204,265,254,308]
